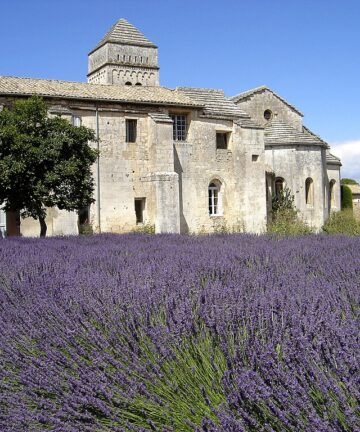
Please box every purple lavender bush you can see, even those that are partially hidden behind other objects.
[0,234,359,431]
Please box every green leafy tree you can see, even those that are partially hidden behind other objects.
[0,96,98,237]
[341,178,358,185]
[271,187,295,213]
[341,185,353,209]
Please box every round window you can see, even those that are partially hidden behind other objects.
[264,109,272,121]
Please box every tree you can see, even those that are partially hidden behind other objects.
[268,187,312,236]
[0,96,98,237]
[341,178,358,185]
[341,185,353,209]
[271,187,295,213]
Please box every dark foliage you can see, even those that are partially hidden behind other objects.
[0,96,98,236]
[341,185,353,209]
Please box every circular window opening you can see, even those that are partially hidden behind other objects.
[264,109,272,121]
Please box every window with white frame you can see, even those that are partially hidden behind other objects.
[208,181,222,216]
[72,115,82,127]
[170,114,187,141]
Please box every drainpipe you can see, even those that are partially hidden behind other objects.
[95,107,101,232]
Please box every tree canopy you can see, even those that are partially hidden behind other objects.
[341,185,353,209]
[0,96,98,236]
[341,178,358,185]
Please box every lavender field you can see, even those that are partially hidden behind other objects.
[0,234,359,431]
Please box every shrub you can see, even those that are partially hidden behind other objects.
[268,187,313,236]
[341,184,353,209]
[133,222,155,234]
[268,208,312,236]
[271,187,295,212]
[323,209,360,235]
[78,222,93,235]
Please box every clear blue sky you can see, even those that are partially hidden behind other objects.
[1,0,359,178]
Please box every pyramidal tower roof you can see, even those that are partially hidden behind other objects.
[90,18,157,53]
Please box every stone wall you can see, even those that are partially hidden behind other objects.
[235,90,303,131]
[265,145,326,230]
[327,164,341,213]
[88,43,159,86]
[173,111,267,234]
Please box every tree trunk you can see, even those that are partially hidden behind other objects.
[39,216,47,237]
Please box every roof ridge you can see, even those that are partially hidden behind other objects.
[0,75,181,92]
[231,85,268,100]
[231,86,303,117]
[176,87,225,94]
[302,125,328,144]
[0,76,202,107]
[89,18,157,54]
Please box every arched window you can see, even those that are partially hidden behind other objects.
[135,82,142,86]
[275,177,284,197]
[125,81,132,86]
[305,178,314,206]
[208,181,222,216]
[329,179,336,210]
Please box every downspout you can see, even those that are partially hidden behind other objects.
[95,107,101,232]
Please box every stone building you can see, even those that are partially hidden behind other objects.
[0,19,341,236]
[347,184,360,220]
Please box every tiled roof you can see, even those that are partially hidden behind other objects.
[235,117,263,129]
[303,126,329,147]
[177,87,252,119]
[326,150,342,166]
[231,85,303,116]
[0,76,201,107]
[264,119,327,146]
[90,19,157,53]
[149,112,173,123]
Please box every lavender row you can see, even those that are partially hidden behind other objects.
[0,234,359,431]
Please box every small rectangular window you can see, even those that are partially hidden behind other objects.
[216,132,228,150]
[135,198,145,224]
[72,115,82,127]
[170,114,187,141]
[126,119,137,143]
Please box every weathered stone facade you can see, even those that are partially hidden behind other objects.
[348,184,360,220]
[0,19,341,236]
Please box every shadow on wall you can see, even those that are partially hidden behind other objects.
[173,146,189,234]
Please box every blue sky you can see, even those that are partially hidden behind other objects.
[1,0,359,179]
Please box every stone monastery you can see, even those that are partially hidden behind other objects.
[0,19,341,236]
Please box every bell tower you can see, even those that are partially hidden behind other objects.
[88,19,159,86]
